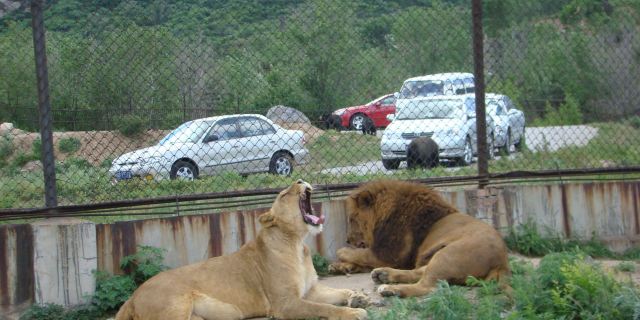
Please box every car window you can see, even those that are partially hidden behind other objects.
[258,119,276,135]
[464,77,475,93]
[397,99,462,120]
[381,96,395,105]
[207,118,240,141]
[399,80,443,99]
[159,120,213,145]
[238,118,266,137]
[464,98,476,114]
[504,97,515,111]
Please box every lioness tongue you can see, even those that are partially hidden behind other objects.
[304,214,324,225]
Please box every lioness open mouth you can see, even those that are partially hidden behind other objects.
[300,186,325,226]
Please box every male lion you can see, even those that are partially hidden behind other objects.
[116,179,368,320]
[330,180,510,298]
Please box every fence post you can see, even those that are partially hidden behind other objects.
[472,0,489,188]
[31,0,58,208]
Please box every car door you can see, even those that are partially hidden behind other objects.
[236,116,278,173]
[504,96,525,142]
[199,117,241,175]
[489,99,510,147]
[372,95,397,127]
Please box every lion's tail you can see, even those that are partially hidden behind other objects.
[486,267,513,297]
[114,298,134,320]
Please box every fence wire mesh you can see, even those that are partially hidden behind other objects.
[1,0,639,211]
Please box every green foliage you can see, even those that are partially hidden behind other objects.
[505,221,565,256]
[505,220,619,259]
[19,303,65,320]
[312,253,330,276]
[534,93,584,126]
[560,0,611,25]
[627,116,640,129]
[614,261,637,273]
[120,245,168,285]
[0,133,13,167]
[509,252,640,320]
[58,137,81,154]
[18,303,101,320]
[116,115,147,137]
[31,138,42,157]
[91,271,137,313]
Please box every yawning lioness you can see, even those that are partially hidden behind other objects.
[115,179,368,320]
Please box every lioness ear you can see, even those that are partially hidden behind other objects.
[352,190,374,209]
[258,211,277,228]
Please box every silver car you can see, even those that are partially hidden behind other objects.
[109,114,309,182]
[486,93,526,154]
[380,95,495,169]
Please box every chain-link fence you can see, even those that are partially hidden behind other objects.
[1,0,639,212]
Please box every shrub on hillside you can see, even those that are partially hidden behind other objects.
[58,137,81,154]
[116,115,146,137]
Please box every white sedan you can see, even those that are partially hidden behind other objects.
[109,114,309,182]
[380,94,495,169]
[486,93,526,154]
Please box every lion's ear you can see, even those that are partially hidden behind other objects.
[259,211,277,228]
[352,190,374,209]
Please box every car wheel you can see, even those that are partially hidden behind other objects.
[515,126,525,151]
[382,159,400,170]
[170,160,197,180]
[269,152,293,176]
[459,137,473,166]
[501,129,512,155]
[350,114,367,131]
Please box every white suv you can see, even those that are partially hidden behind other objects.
[380,95,495,169]
[395,72,475,115]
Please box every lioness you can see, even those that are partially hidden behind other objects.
[116,180,368,320]
[330,180,510,298]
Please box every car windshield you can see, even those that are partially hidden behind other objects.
[366,95,387,105]
[398,80,444,99]
[159,120,213,145]
[396,99,462,120]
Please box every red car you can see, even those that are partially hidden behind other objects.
[331,94,396,130]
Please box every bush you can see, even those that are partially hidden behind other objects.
[58,137,81,154]
[116,115,146,137]
[312,254,330,276]
[91,271,137,313]
[19,303,65,320]
[120,245,168,285]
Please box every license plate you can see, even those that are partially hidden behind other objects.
[115,171,133,180]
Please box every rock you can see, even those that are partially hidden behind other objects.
[266,106,310,124]
[21,160,42,173]
[0,122,14,135]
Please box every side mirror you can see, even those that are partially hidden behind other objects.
[386,114,396,122]
[204,134,219,143]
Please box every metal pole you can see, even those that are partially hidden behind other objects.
[472,0,489,188]
[31,0,58,208]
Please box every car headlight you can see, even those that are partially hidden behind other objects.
[333,109,346,116]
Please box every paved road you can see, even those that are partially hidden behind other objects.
[321,125,599,176]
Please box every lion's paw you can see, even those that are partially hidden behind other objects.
[347,291,370,309]
[346,308,368,320]
[371,268,391,284]
[376,285,400,297]
[336,247,355,262]
[329,262,350,274]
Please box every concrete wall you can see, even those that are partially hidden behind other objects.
[1,181,639,316]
